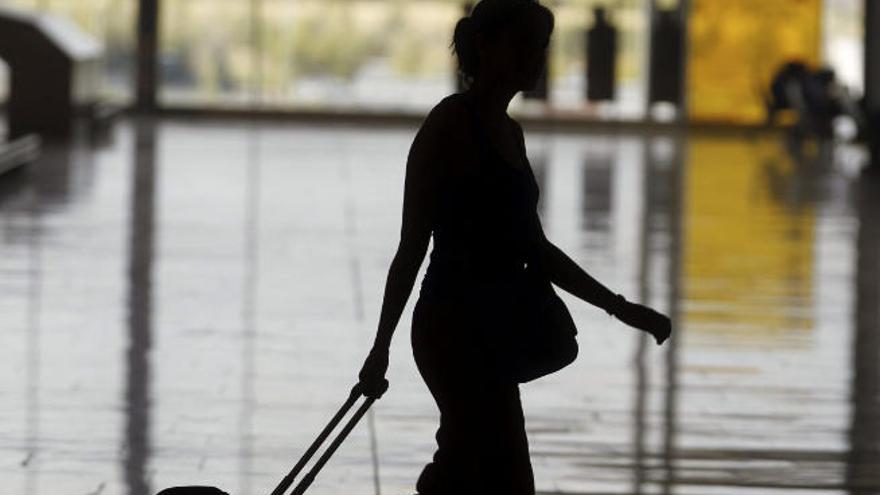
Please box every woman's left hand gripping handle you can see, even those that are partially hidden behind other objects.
[358,347,390,399]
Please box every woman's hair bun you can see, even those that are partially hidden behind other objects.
[453,16,480,84]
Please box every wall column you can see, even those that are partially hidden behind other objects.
[136,0,160,112]
[866,0,880,164]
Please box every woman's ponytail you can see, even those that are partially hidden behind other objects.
[452,16,479,86]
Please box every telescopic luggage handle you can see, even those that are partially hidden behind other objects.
[270,380,388,495]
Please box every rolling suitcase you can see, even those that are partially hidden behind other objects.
[157,380,388,495]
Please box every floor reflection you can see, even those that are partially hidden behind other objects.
[0,119,877,494]
[237,126,259,495]
[23,151,43,495]
[847,172,880,494]
[662,134,683,495]
[685,136,815,342]
[581,144,613,238]
[125,118,156,495]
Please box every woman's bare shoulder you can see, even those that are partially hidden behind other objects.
[419,93,471,145]
[405,94,478,182]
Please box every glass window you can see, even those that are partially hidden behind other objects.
[159,0,256,106]
[160,0,462,111]
[157,0,651,117]
[822,0,863,94]
[0,0,864,122]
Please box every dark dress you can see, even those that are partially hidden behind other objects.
[411,93,542,495]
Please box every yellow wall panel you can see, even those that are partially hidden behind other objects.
[687,0,822,123]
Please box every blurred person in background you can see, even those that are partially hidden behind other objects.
[766,61,864,140]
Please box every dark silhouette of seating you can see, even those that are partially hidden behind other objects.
[0,5,117,140]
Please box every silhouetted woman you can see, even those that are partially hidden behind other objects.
[358,1,671,494]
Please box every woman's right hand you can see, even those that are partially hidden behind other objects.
[358,346,390,399]
[616,301,672,345]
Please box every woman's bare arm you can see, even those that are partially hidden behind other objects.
[526,211,621,313]
[506,119,618,310]
[534,208,670,344]
[540,237,621,312]
[359,104,450,396]
[372,148,435,349]
[373,113,446,348]
[511,119,671,343]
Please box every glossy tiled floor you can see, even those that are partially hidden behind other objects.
[1,117,878,495]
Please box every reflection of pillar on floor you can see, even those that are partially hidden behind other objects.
[124,117,157,495]
[630,139,652,495]
[630,135,679,493]
[24,169,43,495]
[612,141,644,268]
[581,152,613,234]
[661,135,684,495]
[237,128,260,495]
[866,0,880,166]
[632,329,648,495]
[543,139,578,237]
[339,134,383,495]
[32,143,76,203]
[846,176,880,494]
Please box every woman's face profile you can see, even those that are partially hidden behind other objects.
[488,13,551,92]
[513,15,552,91]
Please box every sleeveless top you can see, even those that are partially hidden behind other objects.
[419,94,543,303]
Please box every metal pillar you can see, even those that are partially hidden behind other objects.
[136,0,159,112]
[646,0,689,122]
[866,0,880,165]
